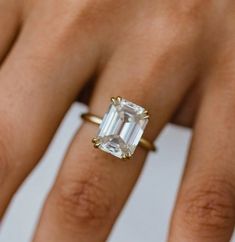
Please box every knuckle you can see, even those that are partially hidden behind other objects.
[45,0,104,29]
[167,0,213,33]
[174,0,210,17]
[54,172,114,229]
[26,0,105,54]
[178,176,235,234]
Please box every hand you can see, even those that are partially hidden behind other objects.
[1,0,235,241]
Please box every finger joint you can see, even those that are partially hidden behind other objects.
[177,176,235,236]
[54,172,115,231]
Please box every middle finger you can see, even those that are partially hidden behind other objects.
[0,1,101,216]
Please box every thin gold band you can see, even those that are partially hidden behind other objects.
[81,113,156,152]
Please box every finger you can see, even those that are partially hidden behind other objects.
[168,79,235,241]
[0,4,101,216]
[0,0,21,63]
[33,29,198,242]
[171,81,202,127]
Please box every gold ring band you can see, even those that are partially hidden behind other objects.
[81,113,156,152]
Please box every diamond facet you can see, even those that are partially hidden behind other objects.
[96,97,149,159]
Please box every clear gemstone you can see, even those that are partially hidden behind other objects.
[97,98,148,159]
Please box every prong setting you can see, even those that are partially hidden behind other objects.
[94,143,101,148]
[142,110,150,119]
[92,137,99,143]
[92,137,101,148]
[93,96,149,159]
[111,97,116,104]
[121,153,132,160]
[111,96,122,105]
[116,96,122,103]
[143,110,149,114]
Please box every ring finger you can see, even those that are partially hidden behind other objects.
[33,32,198,242]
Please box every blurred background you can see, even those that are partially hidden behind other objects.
[0,103,234,242]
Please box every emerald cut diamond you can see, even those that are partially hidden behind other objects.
[93,97,149,159]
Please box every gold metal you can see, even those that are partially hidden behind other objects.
[92,137,101,148]
[116,96,122,102]
[81,113,156,152]
[94,143,101,148]
[111,97,117,104]
[143,110,149,115]
[122,153,132,160]
[142,110,150,119]
[143,115,150,119]
[92,137,99,143]
[111,96,122,105]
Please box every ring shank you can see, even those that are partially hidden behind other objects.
[81,113,156,152]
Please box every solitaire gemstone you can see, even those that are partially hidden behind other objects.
[97,98,148,159]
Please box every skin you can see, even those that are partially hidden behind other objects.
[0,0,235,241]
